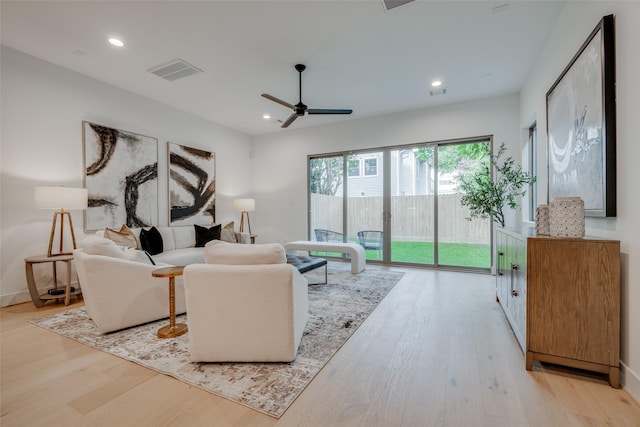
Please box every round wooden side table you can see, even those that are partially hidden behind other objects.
[152,266,187,338]
[25,254,81,307]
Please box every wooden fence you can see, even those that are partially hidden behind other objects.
[310,193,490,244]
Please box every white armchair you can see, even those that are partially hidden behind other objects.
[183,263,308,362]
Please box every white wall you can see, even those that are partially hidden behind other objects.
[0,46,253,306]
[520,2,640,400]
[251,93,521,244]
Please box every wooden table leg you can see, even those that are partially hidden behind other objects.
[25,262,45,308]
[64,259,72,306]
[157,277,188,338]
[52,261,62,303]
[609,366,620,388]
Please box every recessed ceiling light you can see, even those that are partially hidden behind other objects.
[108,38,124,47]
[263,114,271,120]
[431,80,442,87]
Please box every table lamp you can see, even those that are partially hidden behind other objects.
[233,198,255,234]
[35,186,88,257]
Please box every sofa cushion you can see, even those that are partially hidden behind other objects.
[104,224,138,248]
[173,226,196,249]
[140,226,163,255]
[204,241,286,265]
[153,247,205,265]
[81,235,124,258]
[195,224,221,247]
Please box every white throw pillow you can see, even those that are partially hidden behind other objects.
[203,240,286,265]
[81,235,125,258]
[173,226,196,249]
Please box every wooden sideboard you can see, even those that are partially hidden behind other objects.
[496,227,620,387]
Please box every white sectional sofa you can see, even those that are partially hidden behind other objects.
[75,246,186,334]
[97,223,251,266]
[76,223,250,333]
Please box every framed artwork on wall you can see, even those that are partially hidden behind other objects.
[168,142,216,226]
[83,121,158,231]
[546,14,616,217]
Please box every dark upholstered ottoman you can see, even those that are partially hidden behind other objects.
[286,254,328,285]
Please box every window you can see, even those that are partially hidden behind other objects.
[528,124,538,221]
[347,158,360,177]
[363,158,378,176]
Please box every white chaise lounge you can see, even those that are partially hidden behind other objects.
[284,241,365,273]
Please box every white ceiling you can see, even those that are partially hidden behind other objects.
[1,1,564,136]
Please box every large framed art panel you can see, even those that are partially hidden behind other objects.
[83,121,158,230]
[546,14,616,217]
[168,142,216,226]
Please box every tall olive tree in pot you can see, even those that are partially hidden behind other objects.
[458,143,536,227]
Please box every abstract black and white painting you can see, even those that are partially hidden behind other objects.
[168,142,215,226]
[83,121,158,230]
[546,15,616,217]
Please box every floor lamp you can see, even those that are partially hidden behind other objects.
[233,198,255,235]
[35,186,88,257]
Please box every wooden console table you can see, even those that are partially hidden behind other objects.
[25,254,82,307]
[496,228,620,387]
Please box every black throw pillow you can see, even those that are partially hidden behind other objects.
[140,226,163,255]
[195,224,221,247]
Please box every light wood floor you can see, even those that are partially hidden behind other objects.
[2,266,639,426]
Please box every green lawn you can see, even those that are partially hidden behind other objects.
[390,241,490,268]
[312,241,490,268]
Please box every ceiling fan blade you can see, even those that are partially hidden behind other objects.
[307,108,353,115]
[281,113,299,128]
[262,93,295,110]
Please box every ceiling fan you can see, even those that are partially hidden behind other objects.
[262,64,353,128]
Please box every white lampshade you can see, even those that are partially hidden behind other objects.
[35,186,88,210]
[233,198,255,212]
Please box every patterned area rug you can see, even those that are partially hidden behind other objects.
[31,262,403,418]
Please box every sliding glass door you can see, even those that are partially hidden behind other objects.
[389,147,435,265]
[309,156,344,257]
[308,137,492,271]
[436,142,491,268]
[346,152,384,261]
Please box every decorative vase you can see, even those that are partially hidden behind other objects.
[535,204,550,235]
[549,197,585,238]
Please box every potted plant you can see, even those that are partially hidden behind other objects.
[458,143,536,227]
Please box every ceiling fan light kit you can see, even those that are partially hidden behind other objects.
[262,64,353,128]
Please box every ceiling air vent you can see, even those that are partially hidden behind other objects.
[430,88,447,96]
[382,0,416,12]
[148,59,203,81]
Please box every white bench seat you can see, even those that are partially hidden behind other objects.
[284,241,365,273]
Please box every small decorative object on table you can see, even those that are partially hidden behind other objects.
[535,204,550,235]
[550,197,585,238]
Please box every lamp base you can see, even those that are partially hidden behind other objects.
[239,211,252,235]
[47,210,78,257]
